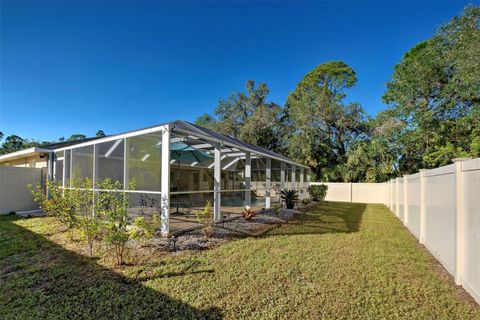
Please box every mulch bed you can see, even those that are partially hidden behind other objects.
[149,202,317,252]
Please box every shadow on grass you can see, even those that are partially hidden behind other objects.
[0,215,222,319]
[263,201,367,237]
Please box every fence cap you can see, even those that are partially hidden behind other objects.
[452,157,472,163]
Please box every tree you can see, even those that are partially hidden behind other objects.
[96,130,106,137]
[195,80,288,153]
[286,61,368,181]
[382,5,480,174]
[0,135,39,155]
[68,134,87,141]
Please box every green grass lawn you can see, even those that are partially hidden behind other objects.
[1,202,479,319]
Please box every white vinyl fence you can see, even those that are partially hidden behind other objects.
[312,157,480,304]
[0,166,44,214]
[387,158,480,304]
[310,182,387,204]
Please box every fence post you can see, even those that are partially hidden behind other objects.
[390,179,394,211]
[404,176,408,227]
[453,157,470,286]
[419,169,428,245]
[349,182,353,203]
[395,178,400,217]
[385,181,389,207]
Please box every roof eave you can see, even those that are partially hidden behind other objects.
[0,147,52,162]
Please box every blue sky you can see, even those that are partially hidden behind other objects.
[0,1,475,141]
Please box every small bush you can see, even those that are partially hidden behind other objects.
[78,214,103,257]
[195,201,214,238]
[74,178,104,257]
[29,180,78,240]
[242,206,256,221]
[273,205,282,215]
[281,189,299,209]
[308,184,328,201]
[97,179,134,265]
[131,215,161,246]
[302,198,312,205]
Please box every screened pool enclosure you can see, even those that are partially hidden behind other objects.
[49,120,310,235]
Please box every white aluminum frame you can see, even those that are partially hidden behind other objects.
[47,120,309,236]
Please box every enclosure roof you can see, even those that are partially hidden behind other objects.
[171,120,306,167]
[45,119,308,168]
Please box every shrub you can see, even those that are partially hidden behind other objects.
[72,178,104,257]
[308,184,328,201]
[273,205,282,215]
[195,201,214,238]
[78,214,103,257]
[242,206,256,220]
[97,179,134,265]
[302,198,312,205]
[130,214,160,246]
[29,180,78,240]
[281,189,299,209]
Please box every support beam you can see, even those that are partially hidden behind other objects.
[280,162,285,190]
[70,149,73,187]
[306,168,311,190]
[92,145,99,216]
[265,158,271,209]
[47,153,54,198]
[208,155,227,169]
[222,157,240,170]
[123,138,130,189]
[213,144,222,221]
[291,164,296,190]
[160,126,171,236]
[244,151,251,207]
[300,168,304,199]
[93,144,99,186]
[62,151,66,188]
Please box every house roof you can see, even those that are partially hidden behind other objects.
[0,147,52,163]
[39,137,105,150]
[0,137,104,163]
